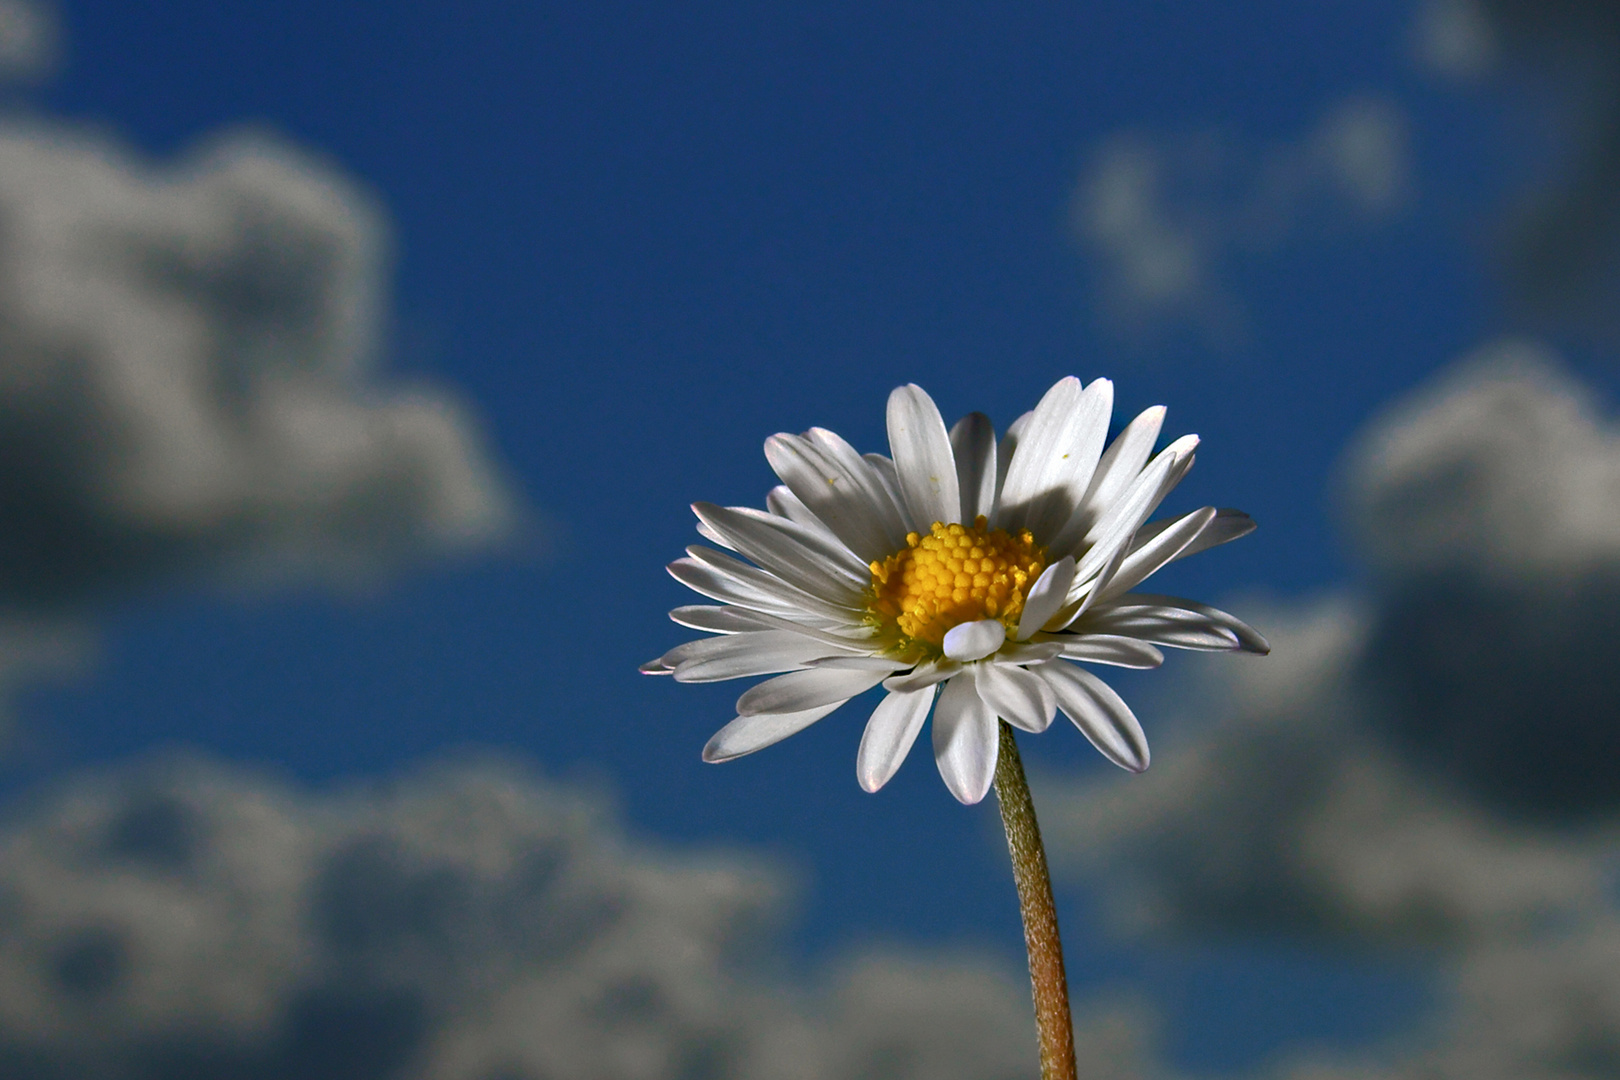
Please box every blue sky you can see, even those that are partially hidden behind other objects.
[2,1,1613,1074]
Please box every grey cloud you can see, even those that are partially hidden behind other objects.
[1033,347,1620,1079]
[1042,349,1620,948]
[0,1,55,84]
[0,125,514,611]
[1039,598,1614,947]
[0,616,89,734]
[0,751,1169,1080]
[1345,341,1620,820]
[1415,0,1620,339]
[1272,916,1620,1080]
[1428,915,1620,1079]
[1072,97,1410,346]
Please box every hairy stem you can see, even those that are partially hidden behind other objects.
[993,720,1076,1080]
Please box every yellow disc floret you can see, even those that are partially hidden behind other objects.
[867,516,1047,655]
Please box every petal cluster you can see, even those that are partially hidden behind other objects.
[644,377,1267,805]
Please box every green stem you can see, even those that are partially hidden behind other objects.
[993,720,1076,1080]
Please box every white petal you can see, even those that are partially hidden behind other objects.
[668,605,875,648]
[886,384,962,531]
[765,432,907,562]
[856,687,935,792]
[809,428,912,541]
[668,556,806,619]
[882,658,962,693]
[670,605,757,632]
[1046,533,1131,631]
[1065,436,1192,590]
[766,484,837,537]
[692,503,868,600]
[664,605,855,637]
[673,548,863,622]
[695,520,734,549]
[1038,661,1149,772]
[992,641,1065,665]
[703,703,843,762]
[994,410,1034,515]
[975,661,1057,733]
[737,665,891,716]
[1080,594,1269,653]
[863,453,905,514]
[657,628,819,666]
[997,377,1113,540]
[949,412,998,523]
[1015,555,1076,641]
[1128,506,1256,564]
[943,618,1006,661]
[1096,506,1217,604]
[639,658,674,674]
[677,649,815,684]
[1043,633,1165,668]
[1087,504,1253,594]
[1053,404,1166,552]
[699,502,871,583]
[932,671,999,804]
[804,655,907,671]
[669,631,862,683]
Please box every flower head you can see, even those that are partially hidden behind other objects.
[644,377,1267,804]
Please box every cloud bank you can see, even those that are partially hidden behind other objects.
[0,751,1172,1080]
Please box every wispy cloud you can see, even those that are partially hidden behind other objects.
[1409,0,1497,82]
[1072,97,1411,347]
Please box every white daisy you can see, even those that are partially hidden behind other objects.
[644,377,1268,804]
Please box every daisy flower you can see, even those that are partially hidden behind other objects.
[643,376,1267,805]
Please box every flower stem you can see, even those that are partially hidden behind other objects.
[993,720,1076,1080]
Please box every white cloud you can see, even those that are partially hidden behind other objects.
[1072,97,1411,346]
[0,120,520,742]
[1342,339,1620,580]
[0,125,515,605]
[0,751,1170,1080]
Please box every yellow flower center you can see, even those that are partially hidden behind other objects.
[867,516,1047,655]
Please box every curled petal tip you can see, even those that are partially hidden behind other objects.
[943,619,1006,661]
